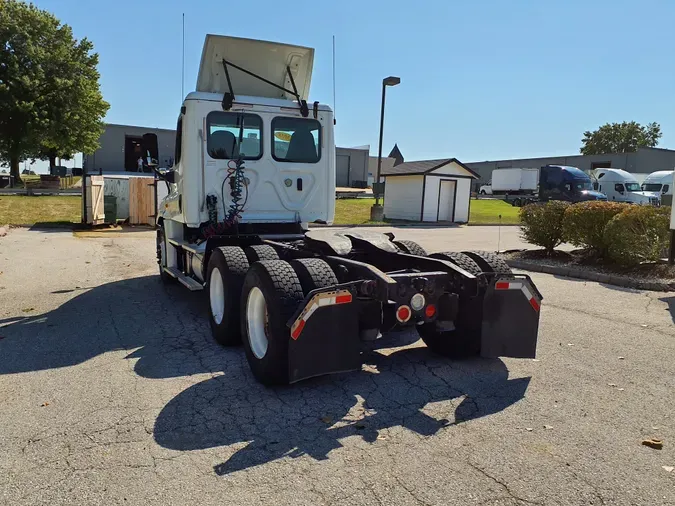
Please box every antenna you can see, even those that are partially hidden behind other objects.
[181,13,185,100]
[332,35,336,121]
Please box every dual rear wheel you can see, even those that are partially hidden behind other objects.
[207,246,337,385]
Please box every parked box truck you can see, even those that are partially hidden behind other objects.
[479,168,539,195]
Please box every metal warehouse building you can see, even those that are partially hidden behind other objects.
[85,124,376,188]
[466,147,675,190]
[83,124,177,173]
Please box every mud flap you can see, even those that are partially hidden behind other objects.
[287,291,362,383]
[480,276,542,359]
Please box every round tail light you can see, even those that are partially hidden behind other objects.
[425,304,436,318]
[396,305,412,323]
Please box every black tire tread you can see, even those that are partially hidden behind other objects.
[245,244,279,263]
[430,251,482,275]
[207,246,249,346]
[462,250,513,278]
[290,258,338,294]
[241,260,305,385]
[393,240,428,257]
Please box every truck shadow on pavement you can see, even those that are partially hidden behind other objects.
[0,275,531,476]
[154,351,530,476]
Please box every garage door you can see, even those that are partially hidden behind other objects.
[438,180,456,221]
[336,154,350,187]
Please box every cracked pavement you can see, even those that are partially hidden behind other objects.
[1,227,674,505]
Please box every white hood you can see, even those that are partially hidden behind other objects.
[196,35,314,101]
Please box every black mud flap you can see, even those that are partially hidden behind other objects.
[287,289,362,383]
[480,275,542,359]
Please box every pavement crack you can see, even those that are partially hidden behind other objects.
[467,461,543,505]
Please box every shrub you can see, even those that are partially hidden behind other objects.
[604,206,671,266]
[519,201,570,252]
[563,201,627,254]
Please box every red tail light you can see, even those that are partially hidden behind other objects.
[425,304,436,318]
[396,305,412,323]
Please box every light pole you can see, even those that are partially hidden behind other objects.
[371,76,400,221]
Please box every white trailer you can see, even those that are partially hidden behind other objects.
[153,34,542,386]
[479,168,538,195]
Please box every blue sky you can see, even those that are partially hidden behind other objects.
[29,0,675,170]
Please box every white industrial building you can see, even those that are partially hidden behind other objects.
[382,158,478,223]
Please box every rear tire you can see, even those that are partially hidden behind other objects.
[240,260,304,385]
[393,240,428,257]
[417,252,484,358]
[290,258,338,294]
[463,251,514,278]
[245,245,279,263]
[156,224,174,283]
[207,246,250,346]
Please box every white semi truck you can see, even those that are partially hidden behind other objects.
[592,169,660,205]
[642,170,674,196]
[152,34,542,385]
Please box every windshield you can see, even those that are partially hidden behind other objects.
[625,182,641,192]
[642,183,662,192]
[573,181,592,191]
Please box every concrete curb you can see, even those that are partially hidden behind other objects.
[505,258,675,292]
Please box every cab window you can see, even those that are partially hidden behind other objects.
[272,117,321,163]
[207,112,262,160]
[615,183,625,193]
[664,185,670,194]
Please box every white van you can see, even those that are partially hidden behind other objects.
[641,170,674,196]
[592,169,660,205]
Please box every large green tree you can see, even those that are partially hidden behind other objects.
[0,0,108,184]
[580,121,661,155]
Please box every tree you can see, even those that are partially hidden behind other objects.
[580,121,661,155]
[0,1,108,184]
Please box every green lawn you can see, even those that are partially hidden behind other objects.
[0,195,81,225]
[333,198,380,225]
[333,197,520,225]
[469,199,520,224]
[0,195,518,227]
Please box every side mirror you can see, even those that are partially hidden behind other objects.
[141,133,159,162]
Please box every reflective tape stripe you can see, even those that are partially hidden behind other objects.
[290,289,352,340]
[495,279,540,313]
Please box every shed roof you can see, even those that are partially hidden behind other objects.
[382,158,479,178]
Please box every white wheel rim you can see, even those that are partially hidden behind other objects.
[246,286,269,359]
[210,267,225,324]
[160,234,167,266]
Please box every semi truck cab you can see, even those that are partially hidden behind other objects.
[592,168,660,205]
[538,165,606,203]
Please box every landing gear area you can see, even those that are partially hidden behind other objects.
[159,229,542,386]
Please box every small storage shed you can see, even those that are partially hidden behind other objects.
[382,158,479,223]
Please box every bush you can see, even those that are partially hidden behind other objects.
[563,201,627,254]
[519,201,570,252]
[604,206,670,266]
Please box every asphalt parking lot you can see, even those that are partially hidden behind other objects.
[1,226,674,505]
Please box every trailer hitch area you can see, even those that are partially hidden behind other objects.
[386,272,457,326]
[480,275,542,359]
[286,283,363,383]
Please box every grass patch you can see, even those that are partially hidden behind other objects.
[469,199,520,224]
[334,198,382,225]
[0,195,81,225]
[334,197,520,225]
